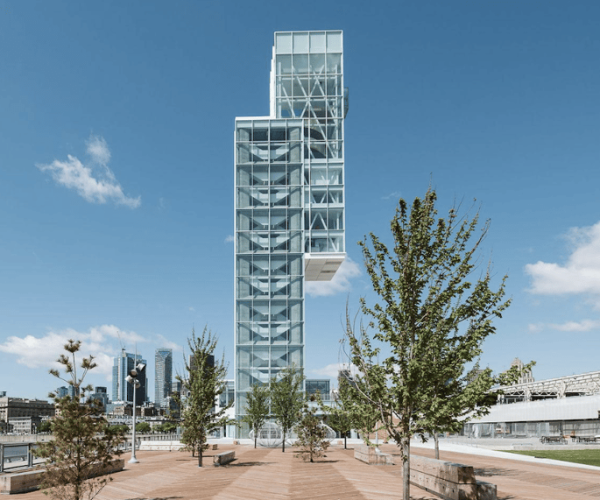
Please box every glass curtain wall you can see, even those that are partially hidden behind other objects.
[235,31,345,435]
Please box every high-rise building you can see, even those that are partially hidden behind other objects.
[155,348,173,408]
[112,350,147,406]
[234,31,347,433]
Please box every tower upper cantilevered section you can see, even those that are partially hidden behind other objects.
[234,31,347,434]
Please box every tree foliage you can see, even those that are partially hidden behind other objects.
[295,396,330,462]
[270,365,304,452]
[34,340,125,500]
[345,188,526,499]
[135,421,151,433]
[242,383,270,449]
[176,327,232,467]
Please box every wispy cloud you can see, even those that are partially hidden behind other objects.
[37,135,141,208]
[224,235,234,243]
[0,325,146,380]
[525,222,600,303]
[381,191,401,200]
[154,334,183,353]
[312,363,357,379]
[528,319,600,334]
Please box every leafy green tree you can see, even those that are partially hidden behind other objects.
[176,327,232,467]
[242,383,270,449]
[155,421,177,434]
[270,365,304,452]
[135,421,151,434]
[345,188,524,500]
[294,396,330,462]
[322,371,358,450]
[107,424,129,434]
[34,340,125,500]
[38,420,52,433]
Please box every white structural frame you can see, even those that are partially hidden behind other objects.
[234,31,347,435]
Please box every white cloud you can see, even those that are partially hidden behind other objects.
[37,135,141,208]
[525,221,600,298]
[154,334,183,353]
[305,257,361,297]
[312,363,356,379]
[224,235,234,243]
[381,191,401,200]
[528,319,600,333]
[0,325,146,381]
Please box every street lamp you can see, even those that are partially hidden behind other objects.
[126,361,146,464]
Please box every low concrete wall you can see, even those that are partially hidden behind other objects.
[397,455,496,500]
[0,459,124,495]
[138,440,184,451]
[354,444,394,465]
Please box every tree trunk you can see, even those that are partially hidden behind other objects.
[254,434,257,449]
[434,434,440,460]
[402,437,410,500]
[198,444,203,467]
[282,430,286,452]
[344,434,347,450]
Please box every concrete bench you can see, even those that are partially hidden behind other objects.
[213,451,235,466]
[354,444,394,465]
[399,455,497,500]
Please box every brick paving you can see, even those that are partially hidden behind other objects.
[13,443,600,499]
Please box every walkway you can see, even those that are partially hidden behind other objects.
[14,443,600,499]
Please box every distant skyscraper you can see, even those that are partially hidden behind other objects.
[112,350,147,406]
[155,348,173,408]
[234,31,347,432]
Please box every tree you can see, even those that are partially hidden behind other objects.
[38,420,52,433]
[270,365,304,452]
[242,383,270,449]
[155,421,177,434]
[345,188,525,500]
[135,421,151,434]
[176,327,232,467]
[322,370,361,450]
[34,340,125,500]
[294,396,330,462]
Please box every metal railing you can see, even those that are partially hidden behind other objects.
[0,442,42,473]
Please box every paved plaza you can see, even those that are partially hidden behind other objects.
[15,443,600,500]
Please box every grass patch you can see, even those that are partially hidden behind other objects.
[504,449,600,467]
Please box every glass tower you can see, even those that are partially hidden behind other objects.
[155,348,173,408]
[112,350,148,406]
[234,31,347,434]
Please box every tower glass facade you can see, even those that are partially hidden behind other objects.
[112,351,148,406]
[234,31,347,434]
[155,348,173,408]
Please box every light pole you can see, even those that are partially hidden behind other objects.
[126,360,146,464]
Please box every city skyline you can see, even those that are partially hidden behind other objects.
[1,2,599,399]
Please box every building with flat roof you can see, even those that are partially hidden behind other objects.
[112,350,148,406]
[234,31,347,435]
[0,396,55,422]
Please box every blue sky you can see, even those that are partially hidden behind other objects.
[1,1,599,400]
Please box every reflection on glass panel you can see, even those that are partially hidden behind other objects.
[289,347,303,365]
[238,346,252,367]
[327,32,342,52]
[237,128,251,141]
[327,53,342,73]
[309,54,325,73]
[293,54,308,74]
[290,324,303,344]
